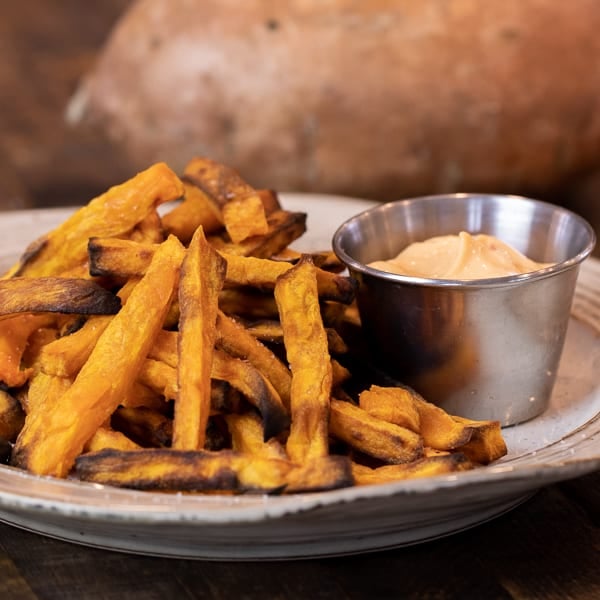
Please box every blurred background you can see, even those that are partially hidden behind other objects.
[1,0,598,254]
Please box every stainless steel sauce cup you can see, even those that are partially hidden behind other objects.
[332,193,596,426]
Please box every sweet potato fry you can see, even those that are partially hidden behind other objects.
[359,385,421,433]
[0,277,121,317]
[112,406,173,448]
[452,416,508,464]
[75,448,293,493]
[208,210,307,259]
[225,411,288,460]
[182,157,280,213]
[38,315,112,378]
[222,194,269,243]
[138,358,178,400]
[0,314,57,387]
[6,162,184,278]
[222,252,356,303]
[274,257,331,464]
[413,396,477,451]
[88,237,156,278]
[283,455,354,494]
[351,453,474,486]
[84,427,141,453]
[129,209,165,244]
[161,181,223,244]
[216,311,291,410]
[330,399,423,464]
[19,371,73,416]
[12,235,184,477]
[173,227,226,450]
[218,288,280,320]
[211,349,289,440]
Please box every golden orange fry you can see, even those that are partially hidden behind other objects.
[330,399,423,464]
[173,227,226,450]
[6,162,183,278]
[274,257,332,464]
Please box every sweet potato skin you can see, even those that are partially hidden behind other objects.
[72,0,600,201]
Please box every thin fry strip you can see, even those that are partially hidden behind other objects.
[173,227,226,450]
[274,257,332,464]
[12,235,184,477]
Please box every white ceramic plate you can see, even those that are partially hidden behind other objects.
[0,194,598,560]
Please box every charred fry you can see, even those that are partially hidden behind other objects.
[0,277,121,317]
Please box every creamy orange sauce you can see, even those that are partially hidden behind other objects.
[369,232,551,279]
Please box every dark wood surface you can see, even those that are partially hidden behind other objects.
[0,3,598,598]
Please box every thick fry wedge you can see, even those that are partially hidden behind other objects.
[12,235,184,477]
[274,257,331,464]
[6,162,183,278]
[173,227,226,450]
[330,399,423,464]
[0,277,121,317]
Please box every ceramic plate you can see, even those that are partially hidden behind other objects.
[0,194,598,560]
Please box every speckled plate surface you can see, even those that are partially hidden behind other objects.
[0,194,598,560]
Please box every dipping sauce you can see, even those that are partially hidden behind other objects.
[369,231,551,279]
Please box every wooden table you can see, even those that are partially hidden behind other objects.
[0,470,598,599]
[0,3,598,598]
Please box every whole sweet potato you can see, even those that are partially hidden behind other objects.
[69,0,600,201]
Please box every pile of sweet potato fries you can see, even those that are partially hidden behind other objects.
[0,158,506,494]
